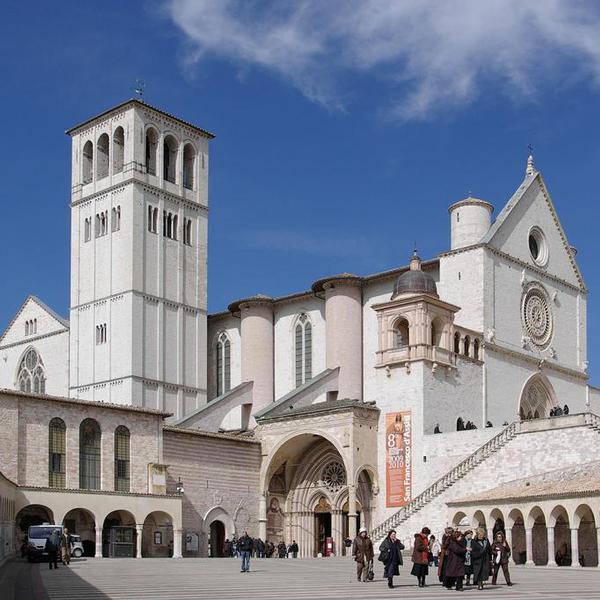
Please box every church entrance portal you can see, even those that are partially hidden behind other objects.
[314,498,331,556]
[209,520,225,557]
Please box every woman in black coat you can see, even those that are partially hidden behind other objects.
[444,530,467,591]
[470,528,492,590]
[379,529,405,589]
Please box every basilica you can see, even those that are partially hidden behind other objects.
[0,100,599,567]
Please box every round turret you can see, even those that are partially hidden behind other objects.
[448,196,493,250]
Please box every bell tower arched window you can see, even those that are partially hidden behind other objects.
[79,418,101,490]
[392,318,409,349]
[18,348,46,394]
[163,135,178,183]
[82,140,93,184]
[216,332,231,397]
[113,126,124,174]
[183,143,196,190]
[97,133,110,179]
[295,314,313,387]
[145,128,158,175]
[48,418,66,488]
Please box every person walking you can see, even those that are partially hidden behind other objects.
[411,527,430,587]
[277,540,287,558]
[378,529,405,589]
[256,538,265,558]
[45,529,60,570]
[60,528,72,566]
[463,530,473,586]
[288,540,299,558]
[444,530,467,591]
[438,527,453,584]
[429,535,441,567]
[352,527,374,583]
[470,528,492,590]
[238,531,253,572]
[491,531,513,586]
[266,540,275,558]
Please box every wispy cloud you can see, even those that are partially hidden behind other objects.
[235,228,377,260]
[166,0,600,120]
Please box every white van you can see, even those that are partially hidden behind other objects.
[26,524,85,561]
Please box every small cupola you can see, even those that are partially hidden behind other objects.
[391,251,438,300]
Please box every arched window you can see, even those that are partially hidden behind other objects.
[79,418,101,490]
[183,218,192,245]
[145,128,158,175]
[431,319,443,347]
[97,133,110,179]
[112,206,121,232]
[216,332,231,397]
[393,318,409,348]
[295,314,313,387]
[473,338,480,361]
[84,217,91,242]
[172,214,178,241]
[82,140,93,184]
[114,426,130,492]
[183,143,196,190]
[18,348,45,394]
[453,332,461,354]
[163,135,178,183]
[113,126,124,174]
[49,418,66,488]
[463,335,471,357]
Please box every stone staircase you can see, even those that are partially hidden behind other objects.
[370,421,519,542]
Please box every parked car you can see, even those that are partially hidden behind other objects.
[70,534,84,558]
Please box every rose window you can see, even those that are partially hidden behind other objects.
[521,284,553,347]
[322,461,346,492]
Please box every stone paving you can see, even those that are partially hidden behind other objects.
[2,556,600,599]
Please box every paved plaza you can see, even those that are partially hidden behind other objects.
[2,557,600,599]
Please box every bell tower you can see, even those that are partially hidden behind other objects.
[66,100,214,417]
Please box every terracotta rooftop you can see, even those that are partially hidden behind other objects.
[449,461,600,505]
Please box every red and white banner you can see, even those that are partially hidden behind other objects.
[385,411,412,508]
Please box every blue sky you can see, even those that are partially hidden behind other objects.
[1,0,599,382]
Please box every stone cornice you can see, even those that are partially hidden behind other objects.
[257,399,379,424]
[0,327,69,351]
[70,178,209,215]
[484,341,588,380]
[71,290,207,314]
[19,485,182,500]
[163,425,261,445]
[70,376,207,394]
[371,294,460,314]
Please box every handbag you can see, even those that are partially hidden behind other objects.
[367,560,375,581]
[378,548,389,563]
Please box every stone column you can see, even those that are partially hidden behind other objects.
[320,276,362,401]
[238,297,274,416]
[504,527,514,564]
[347,485,358,541]
[173,529,183,559]
[136,525,143,558]
[332,510,343,557]
[258,496,267,540]
[570,528,580,568]
[547,527,556,566]
[95,526,103,558]
[525,528,534,566]
[301,512,309,558]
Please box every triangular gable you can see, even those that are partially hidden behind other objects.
[482,171,585,290]
[0,295,69,346]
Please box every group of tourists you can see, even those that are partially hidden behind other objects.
[44,528,74,570]
[231,532,300,572]
[352,526,513,590]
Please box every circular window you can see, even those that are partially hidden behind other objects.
[521,283,553,347]
[528,227,548,266]
[322,461,346,492]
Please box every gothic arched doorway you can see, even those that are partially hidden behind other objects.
[519,375,556,420]
[209,520,225,557]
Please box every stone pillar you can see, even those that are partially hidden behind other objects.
[547,527,556,566]
[258,496,267,540]
[237,297,274,416]
[301,512,309,558]
[173,529,183,559]
[570,528,580,568]
[596,527,600,568]
[95,526,103,558]
[136,525,143,558]
[525,528,534,566]
[505,528,514,564]
[319,276,362,401]
[347,485,358,541]
[332,510,343,557]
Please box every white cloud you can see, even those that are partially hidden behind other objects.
[166,0,600,120]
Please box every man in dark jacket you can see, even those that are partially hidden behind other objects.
[288,540,299,558]
[45,530,61,570]
[238,532,253,572]
[255,538,265,558]
[352,527,374,582]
